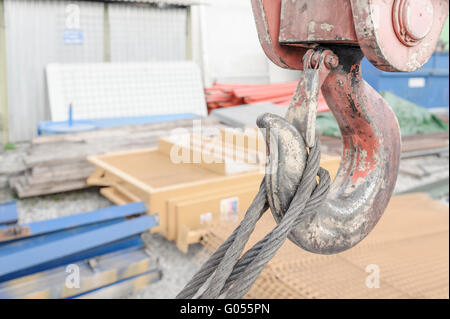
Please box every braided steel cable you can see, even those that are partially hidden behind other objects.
[176,136,330,299]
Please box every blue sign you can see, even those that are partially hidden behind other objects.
[63,29,84,45]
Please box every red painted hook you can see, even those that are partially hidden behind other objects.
[249,0,412,254]
[258,47,401,254]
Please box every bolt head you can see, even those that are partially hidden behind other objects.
[393,0,434,46]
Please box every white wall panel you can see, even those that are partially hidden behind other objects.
[46,61,207,120]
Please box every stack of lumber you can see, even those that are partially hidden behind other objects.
[0,202,162,299]
[319,131,449,157]
[3,117,225,198]
[0,147,27,189]
[401,131,449,158]
[200,193,449,299]
[205,82,329,112]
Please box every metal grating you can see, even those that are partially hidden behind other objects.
[46,61,207,121]
[200,193,449,299]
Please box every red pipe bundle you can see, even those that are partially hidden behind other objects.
[205,81,329,113]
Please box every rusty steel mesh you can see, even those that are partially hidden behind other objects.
[199,193,449,299]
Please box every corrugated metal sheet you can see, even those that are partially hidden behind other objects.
[109,4,186,61]
[3,0,189,142]
[4,0,104,142]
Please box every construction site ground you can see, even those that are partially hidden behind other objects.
[0,148,447,299]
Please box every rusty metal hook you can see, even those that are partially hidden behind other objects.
[246,0,447,254]
[258,47,401,254]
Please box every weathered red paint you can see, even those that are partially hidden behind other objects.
[350,0,449,72]
[250,0,307,69]
[250,0,447,254]
[342,63,380,184]
[279,0,358,45]
[251,0,449,72]
[297,47,401,254]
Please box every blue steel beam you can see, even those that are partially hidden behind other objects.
[0,201,18,226]
[0,219,124,255]
[0,201,147,242]
[0,235,144,283]
[0,246,156,298]
[0,215,156,280]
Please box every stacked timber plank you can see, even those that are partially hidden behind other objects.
[4,117,225,198]
[401,131,450,158]
[319,131,450,157]
[201,193,449,299]
[205,82,330,112]
[0,146,27,189]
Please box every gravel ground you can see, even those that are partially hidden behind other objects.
[0,154,447,298]
[0,187,111,224]
[126,233,205,299]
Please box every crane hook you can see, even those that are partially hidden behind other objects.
[258,46,401,254]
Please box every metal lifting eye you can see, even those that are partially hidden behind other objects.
[257,47,401,254]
